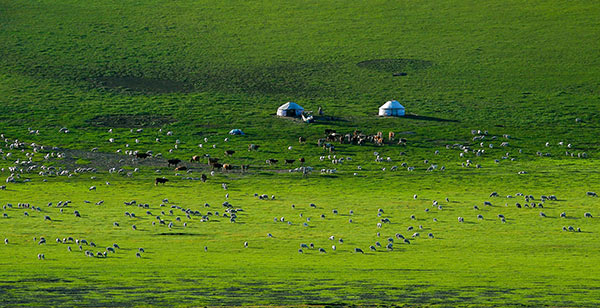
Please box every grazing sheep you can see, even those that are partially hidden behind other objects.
[319,248,326,253]
[89,186,96,191]
[428,233,434,238]
[354,248,364,254]
[136,252,142,258]
[4,238,7,244]
[586,192,598,197]
[560,212,566,218]
[584,212,593,218]
[298,249,303,254]
[477,214,484,220]
[458,217,464,223]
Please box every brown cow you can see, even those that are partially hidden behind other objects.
[190,155,201,162]
[222,164,233,172]
[175,166,187,171]
[388,131,395,141]
[155,178,169,185]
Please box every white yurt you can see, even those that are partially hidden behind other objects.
[277,102,304,117]
[378,100,405,117]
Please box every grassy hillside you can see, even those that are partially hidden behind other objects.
[0,0,599,306]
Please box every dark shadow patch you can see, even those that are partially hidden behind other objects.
[357,59,433,72]
[88,76,192,94]
[403,114,459,123]
[87,114,176,128]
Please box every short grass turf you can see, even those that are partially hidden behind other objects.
[1,0,600,306]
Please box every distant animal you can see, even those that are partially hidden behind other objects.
[167,159,181,167]
[190,155,202,162]
[222,164,233,171]
[354,248,364,254]
[136,153,150,159]
[201,174,207,182]
[155,178,169,185]
[266,159,278,165]
[285,159,296,164]
[248,144,260,151]
[224,150,235,156]
[299,157,305,164]
[210,162,223,170]
[207,157,220,164]
[299,137,306,143]
[175,166,187,171]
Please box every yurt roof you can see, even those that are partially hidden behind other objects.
[278,102,304,110]
[380,100,404,109]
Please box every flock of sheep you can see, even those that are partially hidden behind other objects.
[0,126,597,260]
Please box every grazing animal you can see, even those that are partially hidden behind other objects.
[190,155,201,162]
[167,159,181,167]
[318,248,326,253]
[210,162,223,170]
[136,153,150,159]
[136,252,142,258]
[248,144,260,151]
[89,186,96,191]
[586,191,598,197]
[201,174,207,182]
[224,150,235,156]
[458,217,464,223]
[285,159,296,164]
[175,166,187,171]
[299,136,306,143]
[266,159,278,165]
[354,248,364,254]
[222,164,233,172]
[584,212,593,218]
[155,178,169,185]
[560,212,566,218]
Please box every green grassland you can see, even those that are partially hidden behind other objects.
[1,0,600,306]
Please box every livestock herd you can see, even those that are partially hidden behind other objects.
[0,126,597,261]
